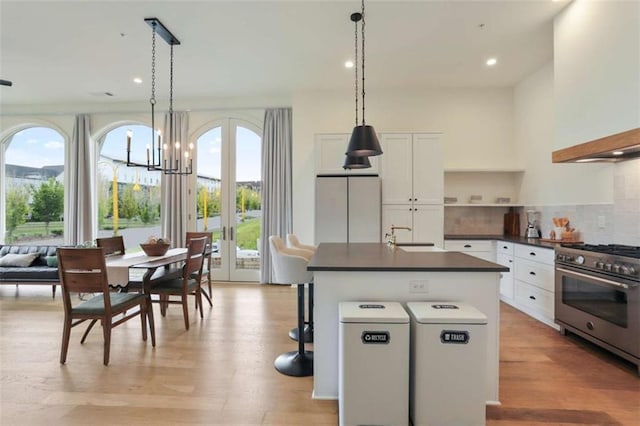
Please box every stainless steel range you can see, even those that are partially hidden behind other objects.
[555,244,639,374]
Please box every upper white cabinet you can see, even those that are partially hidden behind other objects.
[379,133,443,205]
[315,133,379,175]
[554,1,640,150]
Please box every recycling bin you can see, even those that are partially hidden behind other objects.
[406,301,487,426]
[339,301,410,426]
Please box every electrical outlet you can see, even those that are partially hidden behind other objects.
[410,280,429,293]
[597,215,606,229]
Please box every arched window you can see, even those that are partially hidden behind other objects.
[97,125,161,249]
[3,126,65,244]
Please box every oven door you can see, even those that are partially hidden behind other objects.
[555,266,639,358]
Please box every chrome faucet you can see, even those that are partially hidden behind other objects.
[385,225,412,246]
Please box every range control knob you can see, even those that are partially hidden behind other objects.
[604,263,612,272]
[612,264,621,273]
[595,261,604,269]
[575,255,585,265]
[628,267,637,276]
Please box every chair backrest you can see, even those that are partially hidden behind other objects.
[268,235,314,284]
[183,236,208,280]
[57,248,112,311]
[286,234,317,254]
[96,236,126,256]
[186,231,213,246]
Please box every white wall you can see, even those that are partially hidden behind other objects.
[554,0,640,149]
[513,62,613,206]
[292,87,516,243]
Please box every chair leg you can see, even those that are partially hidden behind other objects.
[147,295,156,347]
[140,303,148,342]
[60,317,71,364]
[197,289,204,319]
[81,319,98,344]
[52,284,56,299]
[182,294,190,330]
[102,319,112,366]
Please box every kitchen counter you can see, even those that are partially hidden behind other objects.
[308,242,508,272]
[445,234,563,249]
[308,242,502,404]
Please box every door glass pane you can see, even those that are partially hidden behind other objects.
[4,127,65,245]
[234,126,261,270]
[196,127,222,268]
[98,125,161,251]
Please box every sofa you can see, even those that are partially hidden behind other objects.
[0,245,60,297]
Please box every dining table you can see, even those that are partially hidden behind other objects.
[105,247,188,346]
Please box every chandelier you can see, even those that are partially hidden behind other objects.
[126,17,193,175]
[345,0,382,163]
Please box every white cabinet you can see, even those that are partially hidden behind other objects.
[380,133,443,205]
[511,244,556,328]
[495,241,514,300]
[384,204,443,247]
[444,240,495,262]
[380,133,443,247]
[315,133,379,175]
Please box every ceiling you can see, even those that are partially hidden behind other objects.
[0,0,569,107]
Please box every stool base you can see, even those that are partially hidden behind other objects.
[274,350,314,377]
[289,325,314,343]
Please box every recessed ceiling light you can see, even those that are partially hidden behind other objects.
[612,151,624,155]
[133,77,143,84]
[344,60,354,69]
[486,58,497,67]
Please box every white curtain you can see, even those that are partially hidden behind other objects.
[160,111,189,248]
[65,114,94,245]
[260,108,293,283]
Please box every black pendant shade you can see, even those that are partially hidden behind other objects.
[347,124,382,157]
[343,154,371,169]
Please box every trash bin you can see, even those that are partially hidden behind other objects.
[406,302,487,426]
[339,302,410,426]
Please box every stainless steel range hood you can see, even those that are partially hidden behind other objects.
[552,128,640,163]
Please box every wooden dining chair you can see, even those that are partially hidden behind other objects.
[186,231,214,307]
[95,235,143,292]
[148,236,208,330]
[57,247,153,366]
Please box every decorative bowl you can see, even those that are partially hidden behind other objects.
[140,243,170,256]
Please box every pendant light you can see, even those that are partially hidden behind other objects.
[126,18,193,175]
[345,0,382,158]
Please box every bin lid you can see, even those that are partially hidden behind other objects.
[339,302,409,324]
[406,302,487,324]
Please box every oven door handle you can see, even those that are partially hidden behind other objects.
[556,267,638,290]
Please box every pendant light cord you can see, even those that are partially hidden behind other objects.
[354,14,359,126]
[150,25,157,166]
[361,0,366,126]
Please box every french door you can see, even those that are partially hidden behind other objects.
[194,118,261,282]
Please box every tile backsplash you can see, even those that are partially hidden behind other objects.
[444,159,639,245]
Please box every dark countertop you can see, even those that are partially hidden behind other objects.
[444,234,561,250]
[307,243,508,272]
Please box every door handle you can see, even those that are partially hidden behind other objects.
[464,244,472,248]
[222,226,227,241]
[230,227,234,241]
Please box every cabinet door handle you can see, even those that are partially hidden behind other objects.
[508,259,513,263]
[414,198,417,202]
[464,244,472,248]
[409,198,412,202]
[529,295,536,300]
[529,271,536,276]
[503,246,508,249]
[529,252,536,256]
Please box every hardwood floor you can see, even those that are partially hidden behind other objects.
[0,283,637,425]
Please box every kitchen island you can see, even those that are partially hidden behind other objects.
[307,242,508,404]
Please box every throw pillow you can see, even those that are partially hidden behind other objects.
[45,256,58,267]
[0,253,39,267]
